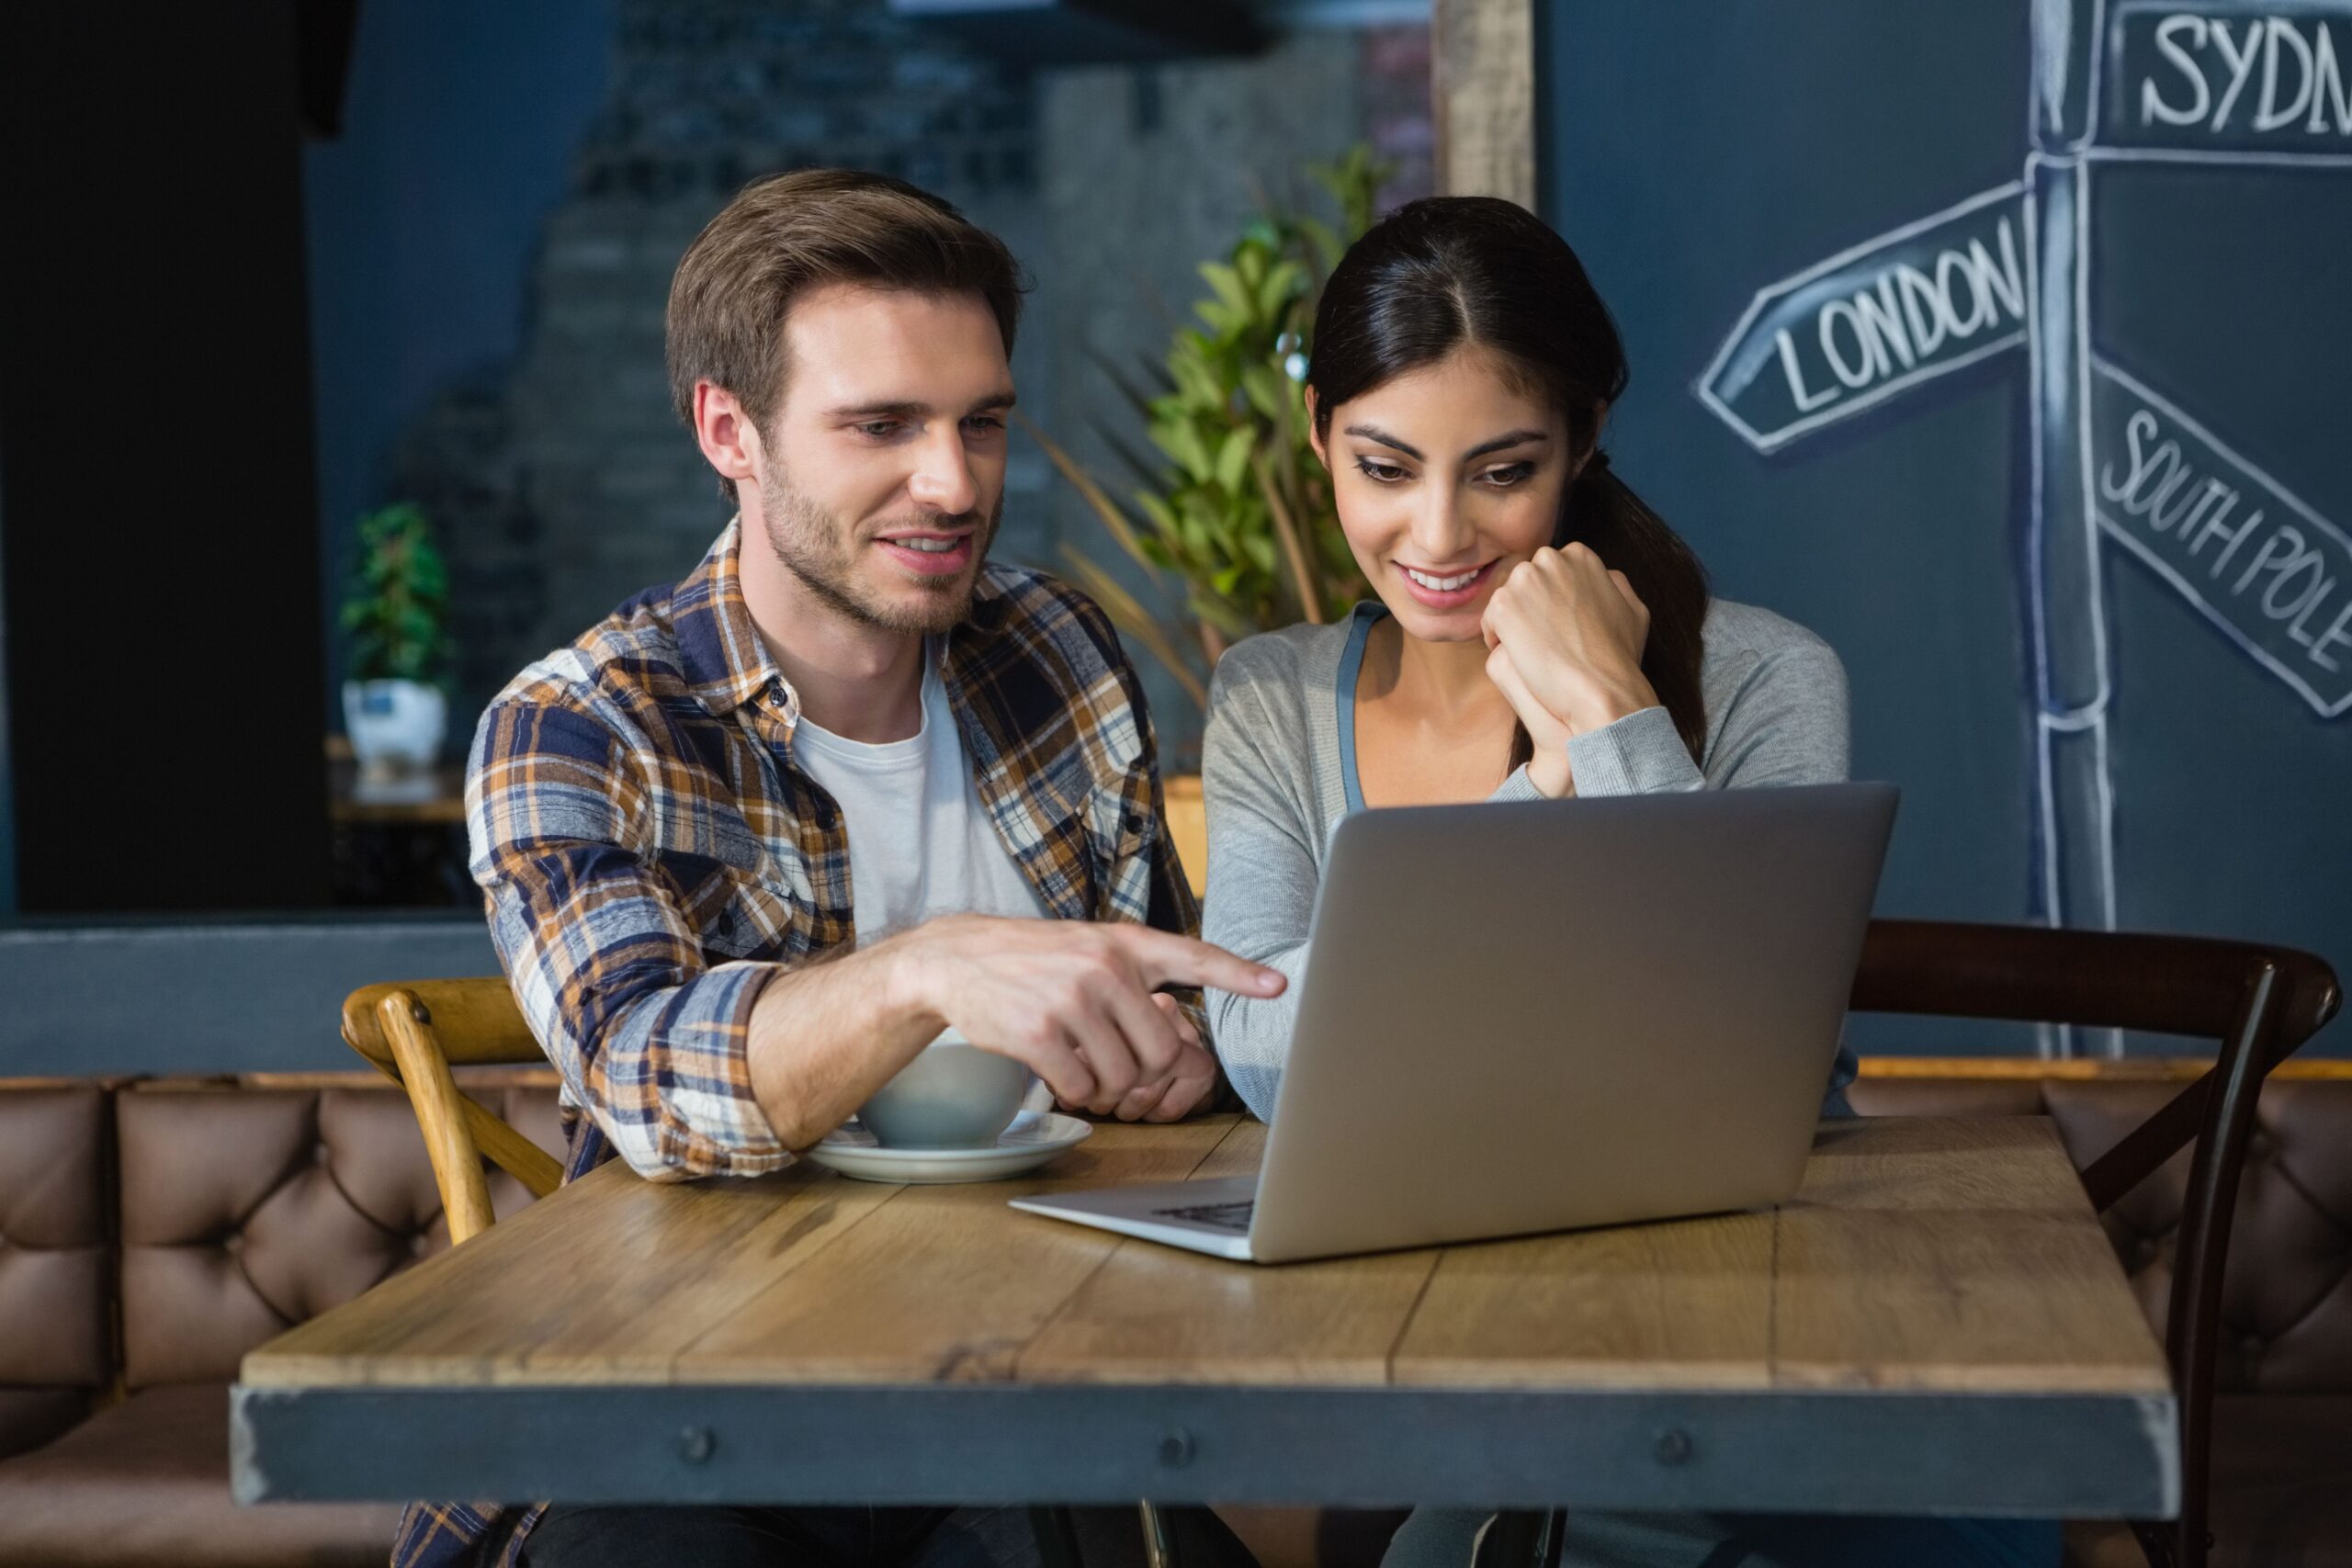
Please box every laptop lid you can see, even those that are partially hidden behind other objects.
[1243,782,1897,1263]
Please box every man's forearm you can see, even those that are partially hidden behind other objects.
[744,935,942,1151]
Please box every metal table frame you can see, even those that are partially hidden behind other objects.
[234,1382,2177,1520]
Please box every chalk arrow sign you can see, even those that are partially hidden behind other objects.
[1681,0,2352,1046]
[2091,357,2352,716]
[2105,5,2352,162]
[1695,183,2030,455]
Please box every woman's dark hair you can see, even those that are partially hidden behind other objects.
[1307,196,1711,767]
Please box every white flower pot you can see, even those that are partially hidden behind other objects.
[343,678,447,777]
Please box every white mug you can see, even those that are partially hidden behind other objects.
[855,1028,1040,1149]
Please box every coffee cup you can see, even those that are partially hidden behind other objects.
[855,1029,1035,1149]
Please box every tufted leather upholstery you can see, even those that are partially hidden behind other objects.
[0,1084,110,1460]
[114,1083,560,1388]
[0,1077,564,1567]
[1848,1077,2352,1568]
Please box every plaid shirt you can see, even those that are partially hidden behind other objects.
[393,519,1201,1568]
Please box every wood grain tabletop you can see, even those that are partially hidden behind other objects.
[243,1114,2169,1399]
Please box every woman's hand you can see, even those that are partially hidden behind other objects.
[1481,543,1660,797]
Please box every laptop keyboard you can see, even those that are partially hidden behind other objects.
[1152,1199,1255,1234]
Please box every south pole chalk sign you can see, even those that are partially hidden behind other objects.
[1696,0,2352,1055]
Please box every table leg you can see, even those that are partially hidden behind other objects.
[1472,1510,1562,1568]
[1139,1501,1177,1568]
[1032,1506,1087,1568]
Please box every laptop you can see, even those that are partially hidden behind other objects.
[1012,782,1897,1263]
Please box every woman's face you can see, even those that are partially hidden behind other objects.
[1312,347,1573,644]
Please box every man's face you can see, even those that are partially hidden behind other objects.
[751,283,1013,635]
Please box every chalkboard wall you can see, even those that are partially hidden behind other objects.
[1540,0,2349,1056]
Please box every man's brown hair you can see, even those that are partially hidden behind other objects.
[665,168,1026,497]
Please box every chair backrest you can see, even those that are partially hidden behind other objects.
[341,979,563,1246]
[1849,919,2342,1568]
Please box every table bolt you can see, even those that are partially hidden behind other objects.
[1158,1428,1195,1468]
[1652,1428,1694,1467]
[678,1426,717,1465]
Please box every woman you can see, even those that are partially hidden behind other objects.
[1203,194,1853,1119]
[1200,198,2052,1568]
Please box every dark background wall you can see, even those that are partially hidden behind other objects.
[0,490,13,917]
[1540,0,2348,1056]
[0,3,333,914]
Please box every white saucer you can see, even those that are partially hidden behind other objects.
[805,1110,1092,1185]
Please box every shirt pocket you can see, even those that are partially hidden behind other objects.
[1087,771,1157,906]
[653,832,796,962]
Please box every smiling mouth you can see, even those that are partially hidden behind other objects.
[1397,559,1497,595]
[873,531,976,578]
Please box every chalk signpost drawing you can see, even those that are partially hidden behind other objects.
[1696,0,2352,1055]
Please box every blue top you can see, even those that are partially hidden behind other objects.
[1333,602,1385,814]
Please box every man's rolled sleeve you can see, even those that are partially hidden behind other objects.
[470,695,788,1181]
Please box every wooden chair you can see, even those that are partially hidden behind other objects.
[1480,920,2341,1568]
[1849,921,2339,1568]
[340,979,563,1247]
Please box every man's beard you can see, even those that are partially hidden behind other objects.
[758,477,999,636]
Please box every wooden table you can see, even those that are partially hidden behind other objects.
[232,1116,2177,1521]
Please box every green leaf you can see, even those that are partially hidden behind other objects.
[1257,259,1306,318]
[1175,500,1214,558]
[1136,491,1183,544]
[1198,262,1250,321]
[1213,426,1255,496]
[1192,299,1238,336]
[1149,419,1215,485]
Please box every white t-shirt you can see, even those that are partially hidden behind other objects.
[789,655,1049,940]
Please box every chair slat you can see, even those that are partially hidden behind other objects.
[377,992,498,1246]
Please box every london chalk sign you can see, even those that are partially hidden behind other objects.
[1695,1,2352,1053]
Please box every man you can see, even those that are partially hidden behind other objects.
[398,168,1283,1568]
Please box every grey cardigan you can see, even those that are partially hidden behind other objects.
[1201,598,1855,1122]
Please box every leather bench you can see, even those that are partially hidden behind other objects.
[0,1077,564,1568]
[0,1084,110,1469]
[0,1072,2344,1567]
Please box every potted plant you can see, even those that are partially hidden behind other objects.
[339,502,453,781]
[1030,148,1389,886]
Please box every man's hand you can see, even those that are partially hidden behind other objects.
[888,915,1280,1118]
[743,916,1282,1149]
[1088,992,1218,1122]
